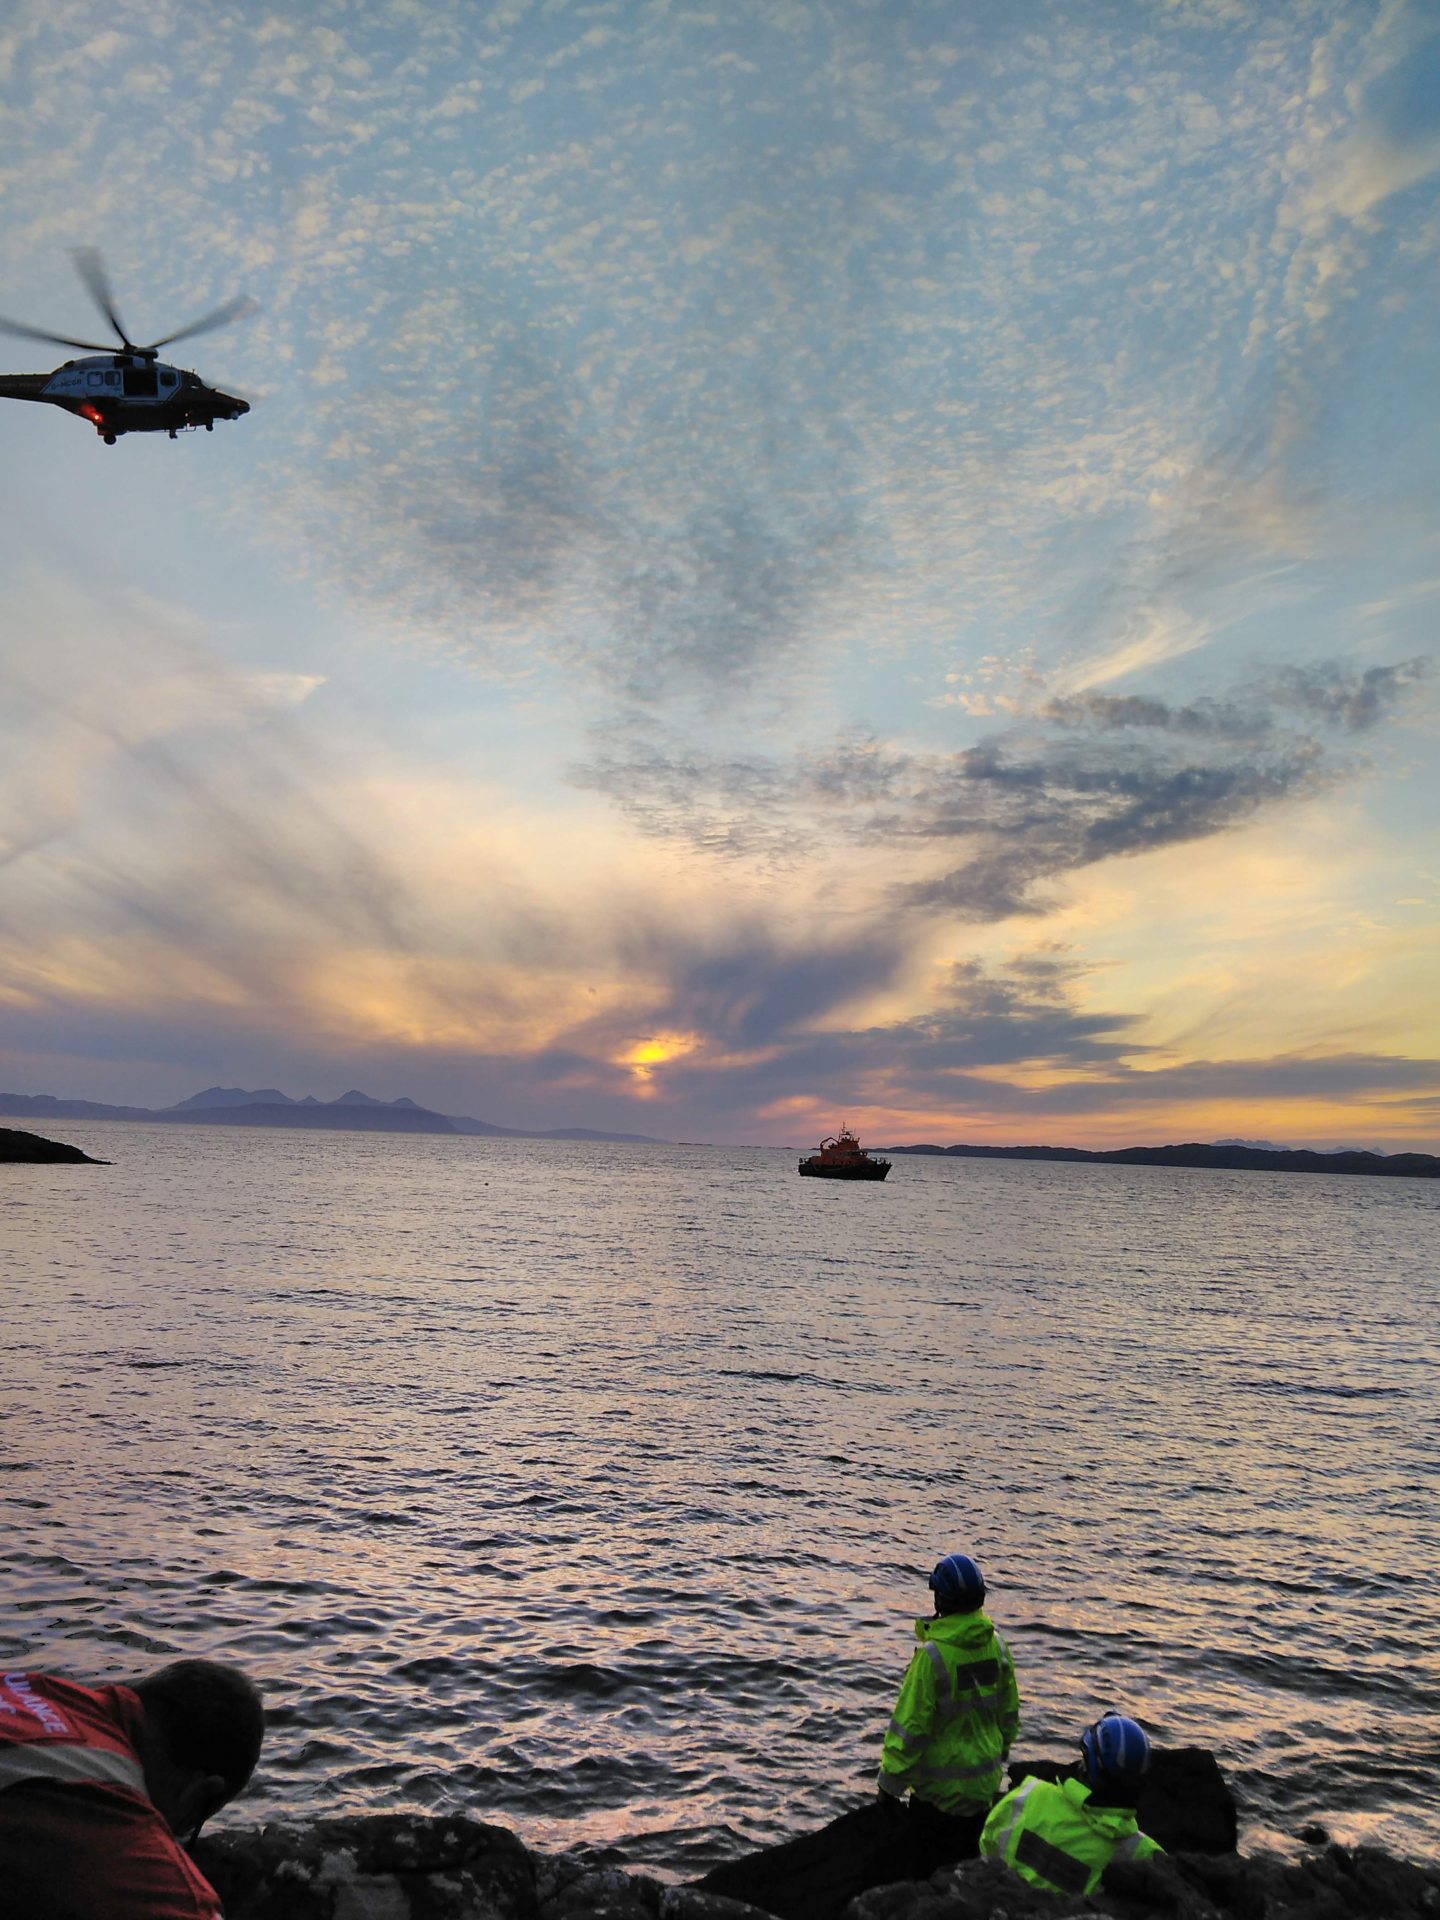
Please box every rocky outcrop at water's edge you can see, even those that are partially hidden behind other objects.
[194,1817,1440,1920]
[0,1124,105,1163]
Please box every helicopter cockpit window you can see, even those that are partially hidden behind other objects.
[87,372,104,387]
[159,370,177,387]
[104,372,120,387]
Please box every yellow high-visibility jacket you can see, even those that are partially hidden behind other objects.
[980,1773,1163,1895]
[877,1609,1020,1813]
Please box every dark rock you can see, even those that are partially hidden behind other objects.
[534,1852,662,1920]
[189,1813,1439,1920]
[195,1812,537,1920]
[666,1894,788,1920]
[1100,1850,1260,1919]
[532,1855,776,1920]
[0,1125,105,1164]
[697,1751,1236,1920]
[1007,1748,1238,1855]
[697,1803,912,1920]
[842,1846,1440,1920]
[843,1856,1056,1920]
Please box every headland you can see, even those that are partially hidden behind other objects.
[0,1125,105,1164]
[881,1141,1440,1179]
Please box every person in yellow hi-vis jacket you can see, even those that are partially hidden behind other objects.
[876,1552,1020,1873]
[980,1711,1163,1897]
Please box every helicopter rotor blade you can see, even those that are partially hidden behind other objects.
[71,246,133,348]
[0,311,117,355]
[144,294,259,354]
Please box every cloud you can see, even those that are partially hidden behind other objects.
[590,938,1440,1144]
[906,749,1329,921]
[1264,658,1432,732]
[575,657,1429,920]
[1316,8,1440,217]
[1044,658,1430,739]
[609,914,906,1056]
[245,671,327,708]
[1055,609,1216,695]
[1039,691,1276,740]
[303,309,876,705]
[445,940,1154,1126]
[0,576,421,986]
[900,658,1433,916]
[1322,128,1440,219]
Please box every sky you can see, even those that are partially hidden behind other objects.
[0,0,1437,1149]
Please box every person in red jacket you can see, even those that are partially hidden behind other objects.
[0,1659,264,1919]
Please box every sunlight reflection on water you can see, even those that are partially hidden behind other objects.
[3,1125,1437,1869]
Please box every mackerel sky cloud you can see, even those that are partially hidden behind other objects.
[0,0,1436,1146]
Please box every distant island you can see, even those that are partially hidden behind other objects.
[880,1141,1440,1179]
[0,1125,105,1165]
[0,1086,666,1146]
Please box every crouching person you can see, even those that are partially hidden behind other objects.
[0,1659,264,1919]
[980,1710,1162,1897]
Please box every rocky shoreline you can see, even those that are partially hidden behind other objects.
[193,1815,1440,1920]
[193,1749,1437,1920]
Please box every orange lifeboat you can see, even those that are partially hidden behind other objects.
[798,1124,891,1180]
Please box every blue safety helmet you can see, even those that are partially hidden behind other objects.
[1080,1712,1152,1789]
[928,1553,986,1612]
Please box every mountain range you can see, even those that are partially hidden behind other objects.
[0,1086,666,1145]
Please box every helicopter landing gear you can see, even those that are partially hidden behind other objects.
[103,432,116,445]
[168,428,178,440]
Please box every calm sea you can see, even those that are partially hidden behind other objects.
[3,1125,1437,1870]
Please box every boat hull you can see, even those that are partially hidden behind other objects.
[798,1159,890,1180]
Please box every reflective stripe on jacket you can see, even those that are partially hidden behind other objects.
[877,1610,1020,1813]
[0,1739,148,1794]
[979,1773,1163,1895]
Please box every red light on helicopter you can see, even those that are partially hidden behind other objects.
[79,403,104,425]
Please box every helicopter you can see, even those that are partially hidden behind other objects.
[0,249,255,444]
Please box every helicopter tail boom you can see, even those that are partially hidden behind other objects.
[0,373,54,399]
